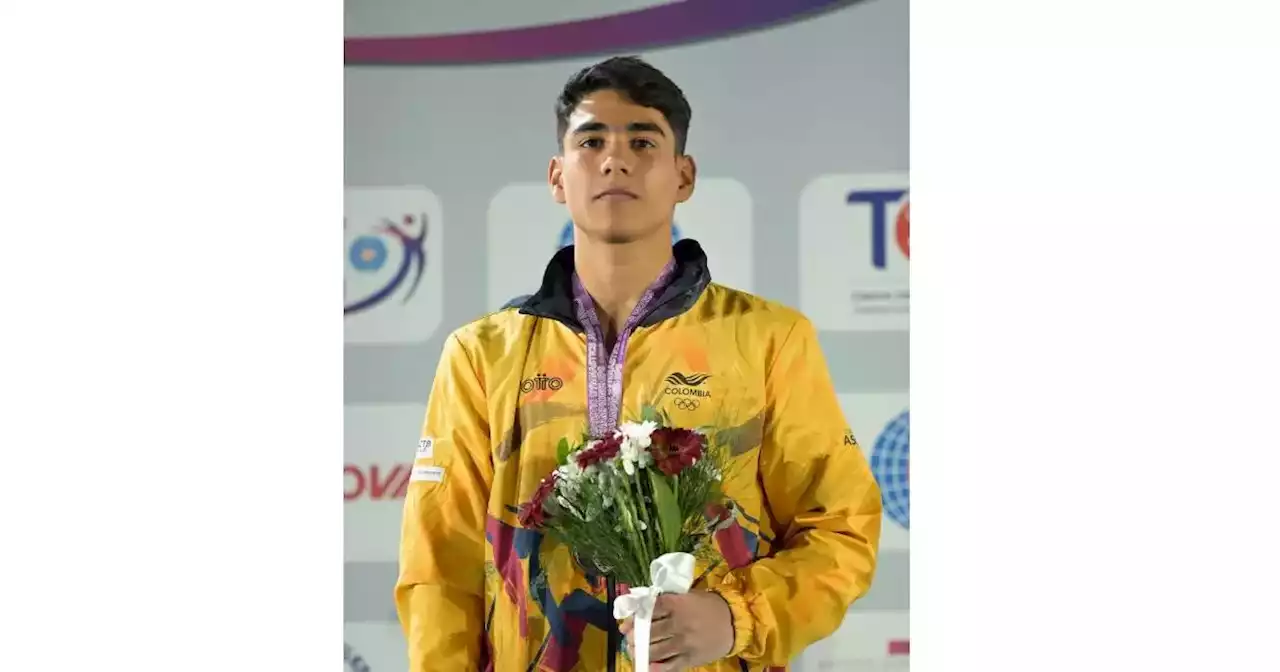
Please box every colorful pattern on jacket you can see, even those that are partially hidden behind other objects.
[395,241,883,671]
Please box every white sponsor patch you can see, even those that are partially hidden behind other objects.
[416,437,434,458]
[410,466,445,483]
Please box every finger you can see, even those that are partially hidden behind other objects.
[651,594,676,620]
[648,613,679,642]
[619,617,633,636]
[651,654,687,672]
[646,634,685,665]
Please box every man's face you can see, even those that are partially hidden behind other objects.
[549,89,695,245]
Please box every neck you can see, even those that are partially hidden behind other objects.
[573,229,673,335]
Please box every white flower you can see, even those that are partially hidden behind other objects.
[557,458,591,501]
[560,456,584,480]
[617,421,658,476]
[619,439,641,475]
[619,421,658,448]
[557,495,585,520]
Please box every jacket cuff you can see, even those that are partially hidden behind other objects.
[709,573,754,659]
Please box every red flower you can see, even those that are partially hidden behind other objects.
[575,433,623,469]
[517,473,558,528]
[648,427,706,476]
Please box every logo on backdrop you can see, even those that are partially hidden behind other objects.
[345,642,372,672]
[798,173,909,331]
[345,0,855,65]
[869,409,909,530]
[847,190,909,270]
[344,213,427,315]
[344,464,411,501]
[344,186,443,344]
[557,220,681,250]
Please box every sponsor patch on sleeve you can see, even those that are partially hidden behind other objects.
[416,437,435,459]
[410,466,445,483]
[843,430,860,448]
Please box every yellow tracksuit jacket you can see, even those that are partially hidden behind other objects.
[396,240,882,671]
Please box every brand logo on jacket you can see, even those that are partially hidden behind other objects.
[520,373,564,395]
[663,372,712,402]
[664,372,710,389]
[664,372,712,412]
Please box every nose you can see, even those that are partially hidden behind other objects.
[599,142,633,176]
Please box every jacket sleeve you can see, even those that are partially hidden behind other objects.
[710,317,883,666]
[394,332,494,671]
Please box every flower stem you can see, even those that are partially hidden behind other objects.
[632,469,658,557]
[615,484,651,584]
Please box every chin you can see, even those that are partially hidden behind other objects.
[570,217,659,245]
[584,227,661,245]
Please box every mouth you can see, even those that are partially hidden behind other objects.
[594,188,639,200]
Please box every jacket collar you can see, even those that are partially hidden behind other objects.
[514,239,712,331]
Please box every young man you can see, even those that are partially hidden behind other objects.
[396,56,883,672]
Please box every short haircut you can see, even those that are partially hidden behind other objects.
[555,56,692,154]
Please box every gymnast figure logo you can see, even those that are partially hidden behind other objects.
[344,213,428,315]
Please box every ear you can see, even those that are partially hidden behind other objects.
[675,154,697,204]
[548,156,567,204]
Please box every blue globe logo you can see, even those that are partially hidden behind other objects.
[869,410,909,530]
[348,236,387,272]
[557,221,682,249]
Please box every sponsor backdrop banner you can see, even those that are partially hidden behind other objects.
[345,1,908,669]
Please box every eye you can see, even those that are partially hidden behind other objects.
[632,138,657,150]
[578,137,604,149]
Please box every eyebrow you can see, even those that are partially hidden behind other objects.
[570,121,666,137]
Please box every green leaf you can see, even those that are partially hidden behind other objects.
[648,470,682,553]
[640,404,662,424]
[556,437,571,465]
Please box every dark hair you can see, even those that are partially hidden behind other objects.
[555,56,692,154]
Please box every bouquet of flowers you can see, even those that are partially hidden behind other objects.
[517,406,735,669]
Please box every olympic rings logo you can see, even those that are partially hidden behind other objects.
[674,398,700,411]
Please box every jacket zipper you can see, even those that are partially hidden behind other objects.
[607,577,618,672]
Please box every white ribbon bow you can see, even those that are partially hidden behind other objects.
[612,552,697,671]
